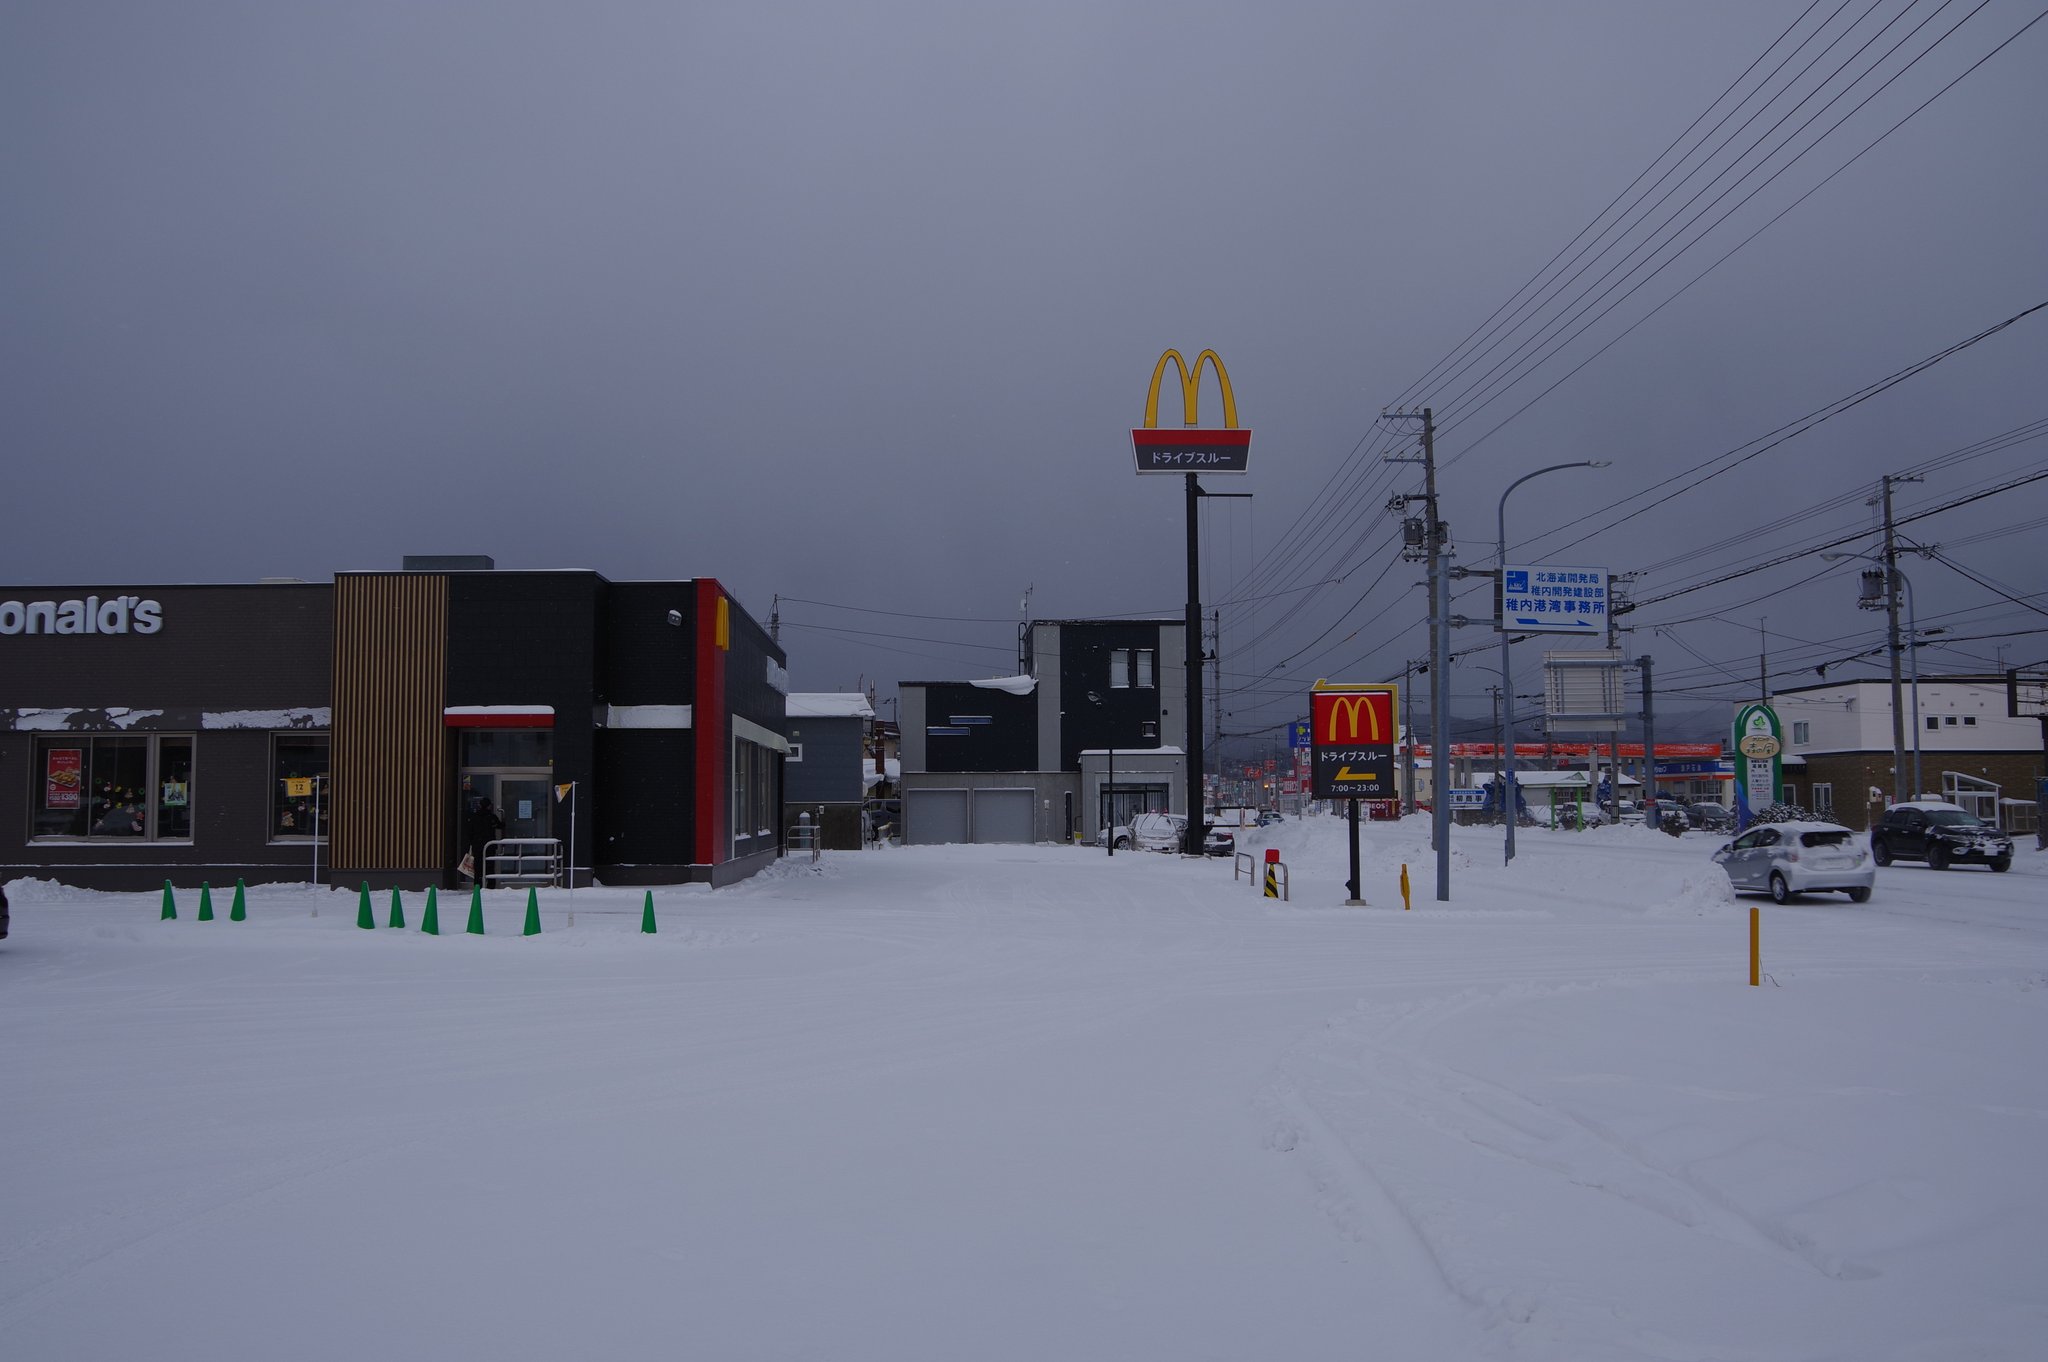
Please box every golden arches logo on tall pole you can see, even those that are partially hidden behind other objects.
[1131,348,1252,475]
[1142,349,1242,430]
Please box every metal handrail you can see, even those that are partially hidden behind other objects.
[1233,850,1256,882]
[483,837,562,888]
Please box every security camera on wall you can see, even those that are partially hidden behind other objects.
[667,609,683,627]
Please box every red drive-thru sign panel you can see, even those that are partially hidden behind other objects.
[1310,683,1398,800]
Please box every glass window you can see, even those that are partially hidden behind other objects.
[1925,716,1940,731]
[1812,782,1833,814]
[33,741,89,838]
[1792,721,1809,744]
[89,738,149,837]
[272,735,330,840]
[1110,649,1131,689]
[31,734,194,841]
[460,730,551,768]
[156,737,194,840]
[1135,649,1154,689]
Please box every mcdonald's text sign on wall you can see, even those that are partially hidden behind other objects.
[1309,682,1398,800]
[1131,348,1252,474]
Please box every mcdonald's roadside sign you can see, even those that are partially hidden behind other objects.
[1132,348,1252,474]
[1309,681,1398,800]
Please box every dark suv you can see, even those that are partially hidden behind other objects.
[1870,802,2013,872]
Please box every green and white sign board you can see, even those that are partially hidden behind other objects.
[1732,702,1783,814]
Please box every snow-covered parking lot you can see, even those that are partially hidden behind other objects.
[3,817,2043,1361]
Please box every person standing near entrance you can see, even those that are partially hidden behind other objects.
[465,797,503,885]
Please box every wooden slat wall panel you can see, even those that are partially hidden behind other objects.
[331,574,448,872]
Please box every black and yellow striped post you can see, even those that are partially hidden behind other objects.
[1262,848,1280,899]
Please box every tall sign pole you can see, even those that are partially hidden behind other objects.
[1133,349,1252,854]
[1186,469,1203,849]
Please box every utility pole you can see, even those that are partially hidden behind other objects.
[1488,685,1503,815]
[1386,407,1451,901]
[1877,474,1922,804]
[770,594,780,647]
[1638,655,1656,828]
[1401,659,1418,815]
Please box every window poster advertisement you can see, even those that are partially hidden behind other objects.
[46,748,83,808]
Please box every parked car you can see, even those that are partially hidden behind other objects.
[1713,821,1874,903]
[1105,811,1186,852]
[1685,802,1735,834]
[1202,822,1237,857]
[1870,801,2014,871]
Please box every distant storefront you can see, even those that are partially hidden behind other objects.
[0,566,786,890]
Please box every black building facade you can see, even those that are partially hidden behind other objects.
[1,568,786,890]
[897,618,1187,845]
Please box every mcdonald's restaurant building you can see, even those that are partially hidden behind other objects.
[0,564,788,891]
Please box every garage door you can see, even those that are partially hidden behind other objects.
[971,788,1036,844]
[905,788,971,845]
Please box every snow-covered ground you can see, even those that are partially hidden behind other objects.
[3,817,2043,1360]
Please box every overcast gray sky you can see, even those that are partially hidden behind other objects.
[5,1,2044,741]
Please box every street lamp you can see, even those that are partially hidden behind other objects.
[1823,551,1923,800]
[1499,460,1610,864]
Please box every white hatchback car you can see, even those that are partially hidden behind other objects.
[1104,811,1187,852]
[1712,820,1875,903]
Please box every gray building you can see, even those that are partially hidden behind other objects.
[898,618,1188,845]
[783,692,874,850]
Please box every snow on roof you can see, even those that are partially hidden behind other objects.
[1079,747,1184,756]
[787,693,875,719]
[1894,800,1967,811]
[968,675,1036,695]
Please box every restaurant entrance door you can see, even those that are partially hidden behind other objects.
[461,770,554,840]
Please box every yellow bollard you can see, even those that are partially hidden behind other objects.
[1400,863,1411,911]
[1749,906,1760,987]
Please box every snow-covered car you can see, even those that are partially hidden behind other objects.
[1870,801,2013,872]
[1202,823,1236,857]
[1712,821,1874,903]
[1104,811,1186,852]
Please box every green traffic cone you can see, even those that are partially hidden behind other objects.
[466,884,485,935]
[230,880,247,922]
[640,889,657,935]
[388,886,405,930]
[421,885,439,936]
[197,882,215,922]
[161,880,177,921]
[357,882,375,930]
[522,886,541,936]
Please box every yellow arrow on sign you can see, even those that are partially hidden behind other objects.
[1334,767,1382,782]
